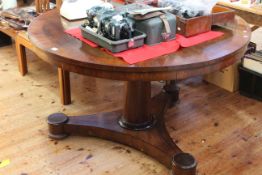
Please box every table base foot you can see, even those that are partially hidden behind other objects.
[47,91,196,170]
[172,153,197,175]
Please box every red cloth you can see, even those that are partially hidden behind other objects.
[65,28,224,64]
[65,28,98,48]
[110,40,180,64]
[176,31,224,47]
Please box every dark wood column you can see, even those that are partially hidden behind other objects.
[119,81,155,130]
[58,68,71,105]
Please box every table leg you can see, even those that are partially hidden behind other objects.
[164,80,180,107]
[16,41,28,76]
[58,68,71,105]
[119,81,154,130]
[48,81,197,173]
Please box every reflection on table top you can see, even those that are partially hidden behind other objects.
[27,9,251,81]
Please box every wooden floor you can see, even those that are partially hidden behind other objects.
[0,29,261,174]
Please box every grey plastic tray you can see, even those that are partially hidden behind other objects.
[80,25,146,53]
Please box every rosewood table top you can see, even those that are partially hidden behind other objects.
[28,9,250,81]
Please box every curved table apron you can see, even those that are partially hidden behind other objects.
[28,9,251,173]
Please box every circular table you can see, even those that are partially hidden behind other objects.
[28,9,250,173]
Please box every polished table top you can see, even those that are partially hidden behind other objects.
[28,9,251,81]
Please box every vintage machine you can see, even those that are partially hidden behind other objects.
[157,0,235,37]
[85,6,134,41]
[81,4,146,53]
[117,3,177,45]
[132,12,176,45]
[81,3,177,52]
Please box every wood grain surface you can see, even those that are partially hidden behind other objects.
[28,10,250,81]
[0,46,261,175]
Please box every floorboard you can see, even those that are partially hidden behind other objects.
[0,28,261,175]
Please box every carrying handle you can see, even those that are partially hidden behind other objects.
[160,14,171,41]
[128,6,172,16]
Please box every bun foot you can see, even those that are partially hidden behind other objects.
[48,113,69,139]
[172,153,197,175]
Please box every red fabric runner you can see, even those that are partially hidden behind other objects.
[107,39,180,64]
[65,28,224,64]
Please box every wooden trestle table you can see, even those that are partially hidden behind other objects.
[28,9,251,174]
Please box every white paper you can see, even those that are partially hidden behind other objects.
[60,0,113,20]
[2,0,17,10]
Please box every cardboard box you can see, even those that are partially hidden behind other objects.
[204,62,240,92]
[243,52,262,74]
